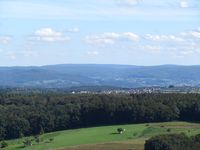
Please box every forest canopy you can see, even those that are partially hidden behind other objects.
[0,90,200,140]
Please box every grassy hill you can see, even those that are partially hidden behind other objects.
[4,122,200,150]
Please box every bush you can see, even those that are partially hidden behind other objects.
[34,135,40,143]
[117,128,125,134]
[0,141,8,148]
[23,139,32,147]
[49,138,54,142]
[167,128,171,132]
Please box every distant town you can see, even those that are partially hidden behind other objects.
[70,86,200,95]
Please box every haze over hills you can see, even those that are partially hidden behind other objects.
[0,64,200,88]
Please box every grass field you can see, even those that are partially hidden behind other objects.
[4,122,200,150]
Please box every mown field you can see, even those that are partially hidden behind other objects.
[4,122,200,150]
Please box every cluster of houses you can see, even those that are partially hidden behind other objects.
[71,86,200,95]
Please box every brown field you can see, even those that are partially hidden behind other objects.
[59,139,145,150]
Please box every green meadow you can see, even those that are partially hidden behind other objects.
[4,122,200,150]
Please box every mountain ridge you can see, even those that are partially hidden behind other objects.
[0,64,200,88]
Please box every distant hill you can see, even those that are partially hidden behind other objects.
[0,64,200,88]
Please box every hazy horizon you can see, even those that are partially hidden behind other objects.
[1,63,200,68]
[0,0,200,66]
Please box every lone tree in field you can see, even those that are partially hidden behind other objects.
[39,126,44,135]
[34,135,40,144]
[117,128,125,134]
[23,139,32,147]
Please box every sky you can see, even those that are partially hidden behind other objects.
[0,0,200,66]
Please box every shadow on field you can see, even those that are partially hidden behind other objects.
[110,132,119,135]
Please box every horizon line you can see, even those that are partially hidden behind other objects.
[1,63,200,68]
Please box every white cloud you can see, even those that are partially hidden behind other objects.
[145,34,184,42]
[180,0,188,8]
[190,31,200,38]
[1,0,198,22]
[85,32,139,45]
[31,28,70,42]
[181,50,195,55]
[85,27,200,58]
[123,32,139,41]
[180,27,200,39]
[85,32,120,45]
[143,30,200,57]
[85,37,115,45]
[119,0,142,6]
[0,36,12,44]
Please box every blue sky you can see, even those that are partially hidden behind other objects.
[0,0,200,66]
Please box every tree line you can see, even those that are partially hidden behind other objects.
[0,90,200,140]
[145,133,200,150]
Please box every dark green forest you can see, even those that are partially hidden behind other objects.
[0,89,200,140]
[145,133,200,150]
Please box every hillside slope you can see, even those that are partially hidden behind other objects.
[5,122,200,150]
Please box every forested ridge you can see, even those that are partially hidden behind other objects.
[0,90,200,140]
